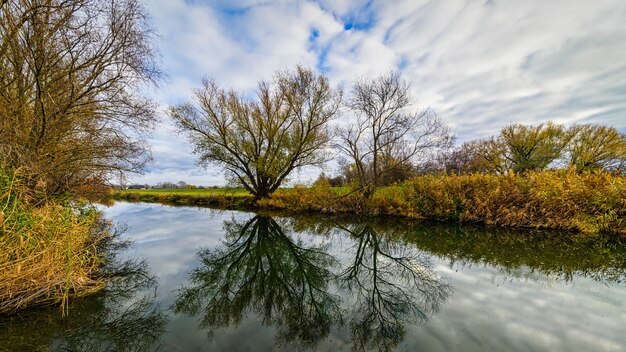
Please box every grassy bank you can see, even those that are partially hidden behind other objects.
[0,172,111,315]
[114,170,626,236]
[114,188,256,207]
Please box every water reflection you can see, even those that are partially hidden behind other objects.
[337,223,451,351]
[399,224,626,284]
[173,215,342,349]
[174,215,451,351]
[5,202,624,351]
[293,215,626,284]
[0,260,166,352]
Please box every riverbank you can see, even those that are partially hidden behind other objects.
[0,172,112,315]
[113,170,626,236]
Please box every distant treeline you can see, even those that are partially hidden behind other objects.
[120,181,233,190]
[321,122,626,187]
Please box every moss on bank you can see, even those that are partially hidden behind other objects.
[0,171,111,314]
[114,170,626,236]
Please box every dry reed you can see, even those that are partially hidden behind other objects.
[0,171,107,315]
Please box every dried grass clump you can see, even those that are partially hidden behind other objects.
[0,171,106,315]
[408,170,626,235]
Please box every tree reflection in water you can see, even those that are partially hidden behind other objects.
[173,215,342,349]
[337,223,451,351]
[174,215,451,351]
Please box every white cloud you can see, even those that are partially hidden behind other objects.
[128,0,626,184]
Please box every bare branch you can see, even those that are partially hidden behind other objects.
[337,71,452,195]
[0,0,161,200]
[170,66,341,198]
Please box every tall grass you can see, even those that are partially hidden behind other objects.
[406,170,625,235]
[0,170,108,314]
[259,170,626,236]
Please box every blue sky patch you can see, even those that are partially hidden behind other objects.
[341,0,376,31]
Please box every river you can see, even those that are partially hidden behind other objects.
[1,201,625,351]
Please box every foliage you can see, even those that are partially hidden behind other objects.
[170,66,341,199]
[442,122,626,175]
[406,170,626,235]
[0,247,166,351]
[467,137,512,174]
[118,171,626,236]
[499,122,571,172]
[0,0,160,200]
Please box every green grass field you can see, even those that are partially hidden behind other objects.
[117,186,354,197]
[117,188,251,196]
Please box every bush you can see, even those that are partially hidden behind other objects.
[114,170,626,236]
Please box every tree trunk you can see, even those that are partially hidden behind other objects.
[254,187,271,200]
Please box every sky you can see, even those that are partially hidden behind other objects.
[130,0,626,186]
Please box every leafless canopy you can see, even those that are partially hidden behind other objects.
[0,0,161,199]
[170,66,341,198]
[337,71,452,195]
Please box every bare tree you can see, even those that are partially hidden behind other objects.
[416,140,488,175]
[170,66,341,199]
[0,0,161,200]
[337,71,452,196]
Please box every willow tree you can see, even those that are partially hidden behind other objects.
[0,0,160,199]
[500,122,571,173]
[170,66,341,199]
[566,124,626,172]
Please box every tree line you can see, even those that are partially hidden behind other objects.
[420,122,626,175]
[171,66,625,199]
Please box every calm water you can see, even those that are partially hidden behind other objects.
[1,201,625,351]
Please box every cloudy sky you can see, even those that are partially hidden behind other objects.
[132,0,626,186]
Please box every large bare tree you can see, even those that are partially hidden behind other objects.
[337,71,452,196]
[0,0,160,200]
[169,66,341,199]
